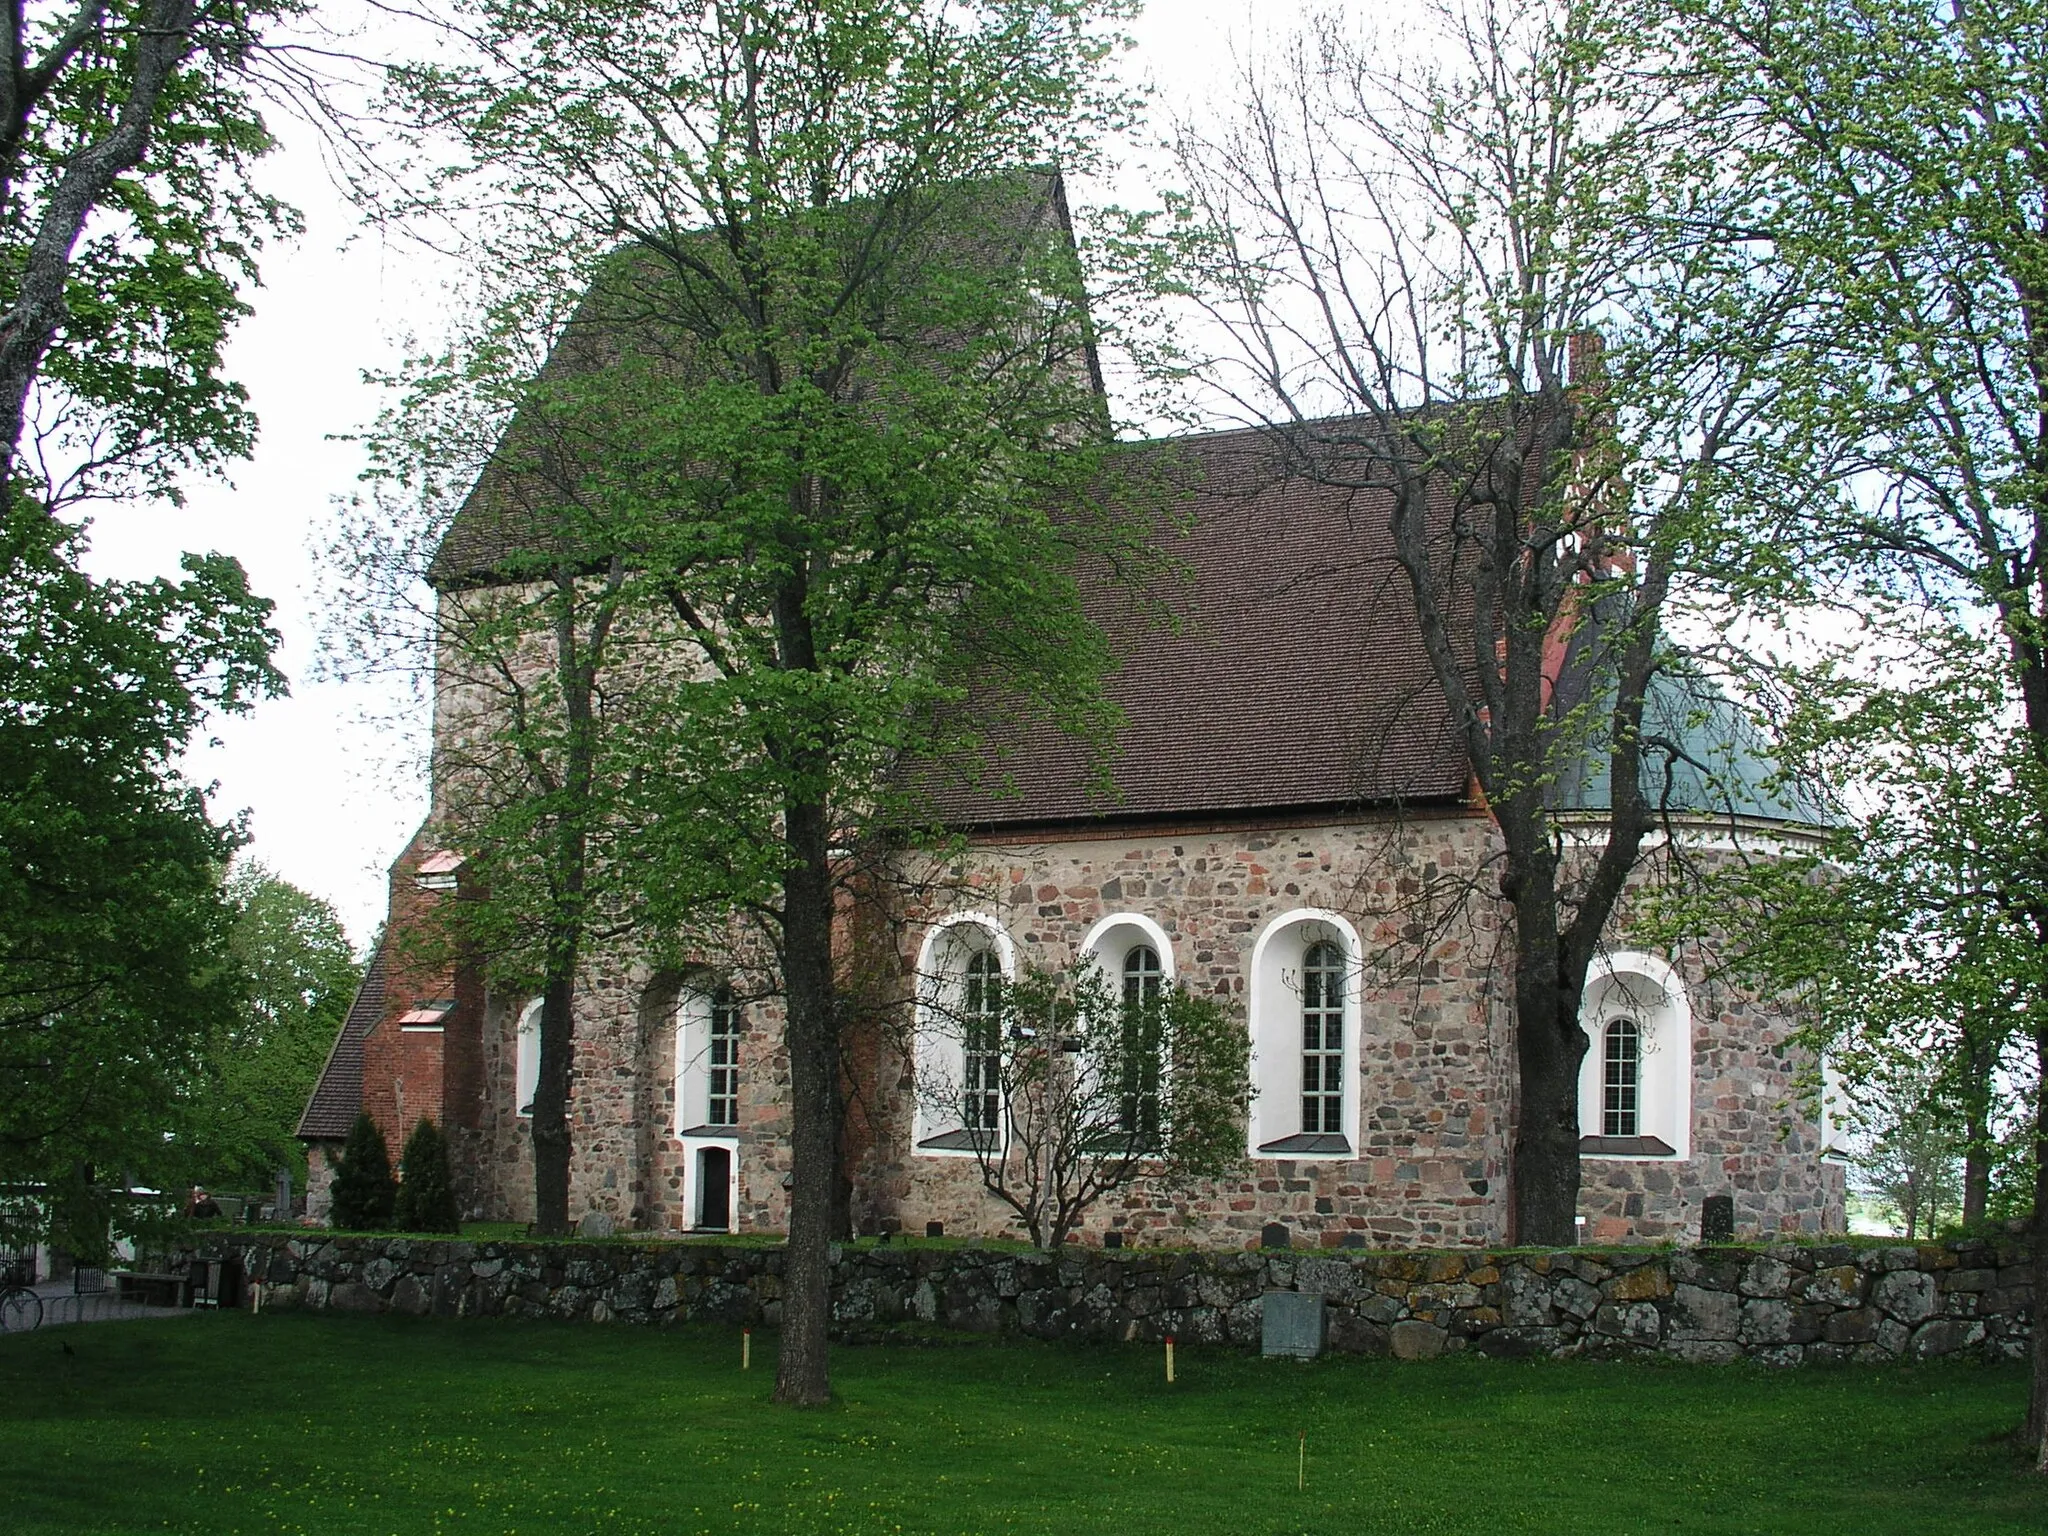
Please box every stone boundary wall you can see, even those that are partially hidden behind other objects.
[191,1232,2034,1367]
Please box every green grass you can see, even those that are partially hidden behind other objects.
[1,1313,2042,1535]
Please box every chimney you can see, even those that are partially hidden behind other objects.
[1568,329,1605,386]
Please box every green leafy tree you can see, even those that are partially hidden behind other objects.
[328,1112,396,1231]
[1657,0,2048,1458]
[347,0,1157,1405]
[393,1118,460,1234]
[185,865,361,1192]
[0,1,301,1249]
[916,960,1248,1249]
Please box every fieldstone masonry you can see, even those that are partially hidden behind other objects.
[195,1231,2032,1367]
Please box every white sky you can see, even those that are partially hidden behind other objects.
[77,0,1320,947]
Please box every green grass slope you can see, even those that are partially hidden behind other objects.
[1,1312,2041,1535]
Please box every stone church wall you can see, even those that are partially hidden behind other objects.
[435,809,1841,1247]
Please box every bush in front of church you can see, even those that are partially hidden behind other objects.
[394,1117,461,1234]
[329,1112,397,1230]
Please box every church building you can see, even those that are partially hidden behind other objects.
[300,180,1846,1250]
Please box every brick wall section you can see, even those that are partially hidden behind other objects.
[357,829,487,1209]
[195,1232,2032,1367]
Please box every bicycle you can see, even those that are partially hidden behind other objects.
[0,1282,38,1333]
[0,1255,39,1333]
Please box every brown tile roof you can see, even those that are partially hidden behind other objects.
[427,170,1092,589]
[922,425,1471,827]
[295,941,387,1140]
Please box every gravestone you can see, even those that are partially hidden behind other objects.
[1261,1222,1291,1251]
[1701,1194,1735,1244]
[1261,1290,1325,1359]
[576,1211,617,1240]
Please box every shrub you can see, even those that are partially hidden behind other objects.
[328,1112,396,1229]
[393,1117,461,1234]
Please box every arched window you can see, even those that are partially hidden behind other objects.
[1577,952,1692,1158]
[913,914,1015,1154]
[676,984,746,1134]
[515,997,542,1118]
[1119,944,1164,1142]
[962,951,1003,1134]
[1300,941,1346,1135]
[1248,910,1361,1158]
[1602,1017,1641,1137]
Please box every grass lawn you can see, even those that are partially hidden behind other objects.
[1,1313,2042,1535]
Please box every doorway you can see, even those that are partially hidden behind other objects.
[696,1146,731,1231]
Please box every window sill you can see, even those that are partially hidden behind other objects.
[1578,1134,1677,1157]
[1255,1132,1353,1157]
[917,1128,1001,1154]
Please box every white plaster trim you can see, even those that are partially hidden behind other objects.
[1079,910,1177,980]
[1577,950,1693,1160]
[913,911,1014,1157]
[514,997,542,1119]
[678,1132,741,1233]
[1246,908,1364,1161]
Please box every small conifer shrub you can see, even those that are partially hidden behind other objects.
[328,1112,397,1230]
[394,1117,461,1234]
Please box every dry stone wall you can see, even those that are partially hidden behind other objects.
[195,1232,2031,1367]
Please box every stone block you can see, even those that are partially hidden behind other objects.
[1740,1256,1794,1298]
[1908,1318,1983,1361]
[1665,1339,1743,1365]
[328,1281,385,1314]
[1261,1289,1326,1358]
[1389,1320,1448,1360]
[390,1275,431,1316]
[1593,1301,1661,1346]
[1554,1277,1602,1320]
[1801,1265,1863,1308]
[1670,1284,1740,1342]
[1605,1265,1673,1302]
[1873,1270,1936,1325]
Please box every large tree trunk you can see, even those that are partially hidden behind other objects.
[2027,1022,2048,1465]
[1509,872,1587,1247]
[1960,1026,1996,1228]
[774,793,838,1407]
[531,963,576,1237]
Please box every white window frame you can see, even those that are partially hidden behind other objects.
[1247,908,1363,1160]
[1576,951,1693,1160]
[1819,1054,1852,1162]
[913,912,1016,1157]
[1080,913,1176,1145]
[514,997,542,1118]
[674,981,744,1232]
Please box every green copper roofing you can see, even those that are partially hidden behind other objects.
[1552,669,1826,827]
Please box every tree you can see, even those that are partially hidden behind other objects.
[348,0,1157,1404]
[184,865,361,1192]
[1657,0,2048,1459]
[394,1117,460,1233]
[916,960,1248,1250]
[0,0,304,1249]
[328,1112,396,1230]
[1856,1064,1965,1241]
[1159,0,1790,1244]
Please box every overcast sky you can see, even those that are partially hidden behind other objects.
[79,0,1318,947]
